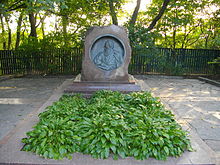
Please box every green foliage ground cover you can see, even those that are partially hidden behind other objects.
[21,90,192,160]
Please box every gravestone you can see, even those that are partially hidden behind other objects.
[65,25,140,96]
[81,25,131,82]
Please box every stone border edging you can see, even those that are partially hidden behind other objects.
[198,76,220,87]
[0,75,14,82]
[0,74,25,82]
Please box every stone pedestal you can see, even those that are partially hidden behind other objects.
[64,81,141,97]
[65,25,141,96]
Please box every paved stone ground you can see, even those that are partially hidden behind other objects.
[0,77,67,141]
[0,76,219,165]
[135,75,220,163]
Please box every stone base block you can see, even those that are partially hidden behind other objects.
[64,81,141,97]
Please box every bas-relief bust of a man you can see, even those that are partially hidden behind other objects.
[92,39,124,71]
[81,25,131,81]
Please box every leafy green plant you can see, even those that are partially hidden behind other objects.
[208,57,220,66]
[125,23,156,49]
[208,57,220,74]
[162,62,186,76]
[21,91,192,160]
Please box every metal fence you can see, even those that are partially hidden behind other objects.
[129,48,220,75]
[0,48,219,76]
[0,49,82,75]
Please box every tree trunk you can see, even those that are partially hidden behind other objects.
[0,14,7,50]
[54,15,58,32]
[41,20,45,38]
[172,26,176,49]
[21,21,27,41]
[164,23,167,47]
[147,0,170,31]
[205,24,212,48]
[28,12,37,38]
[181,25,187,49]
[62,15,69,46]
[39,14,47,38]
[109,0,118,25]
[129,0,141,25]
[172,8,178,49]
[205,34,209,48]
[15,11,23,49]
[5,16,12,50]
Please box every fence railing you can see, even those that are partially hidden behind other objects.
[0,49,82,75]
[129,48,220,75]
[0,48,219,76]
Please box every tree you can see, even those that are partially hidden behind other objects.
[15,11,23,49]
[0,0,65,38]
[109,0,118,25]
[0,14,6,49]
[5,15,12,49]
[129,0,141,25]
[197,5,220,49]
[138,0,220,49]
[147,0,170,31]
[0,0,219,50]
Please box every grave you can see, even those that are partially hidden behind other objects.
[65,25,141,96]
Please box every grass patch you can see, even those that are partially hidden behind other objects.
[21,90,192,160]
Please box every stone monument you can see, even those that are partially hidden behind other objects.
[65,25,140,96]
[81,25,131,82]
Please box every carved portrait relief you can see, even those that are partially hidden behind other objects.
[81,25,131,81]
[90,36,125,71]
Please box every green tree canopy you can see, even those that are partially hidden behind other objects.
[0,0,219,49]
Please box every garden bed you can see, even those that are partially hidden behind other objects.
[21,90,192,160]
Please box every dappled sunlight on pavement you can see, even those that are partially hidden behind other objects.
[0,86,16,89]
[135,76,220,156]
[0,98,37,104]
[0,78,66,141]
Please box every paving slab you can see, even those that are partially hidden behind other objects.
[0,77,67,141]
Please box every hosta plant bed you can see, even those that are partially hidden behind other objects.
[21,90,192,160]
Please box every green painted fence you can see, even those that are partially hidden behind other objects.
[130,48,220,75]
[0,49,82,75]
[0,48,219,76]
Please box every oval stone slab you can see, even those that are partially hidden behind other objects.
[81,25,131,82]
